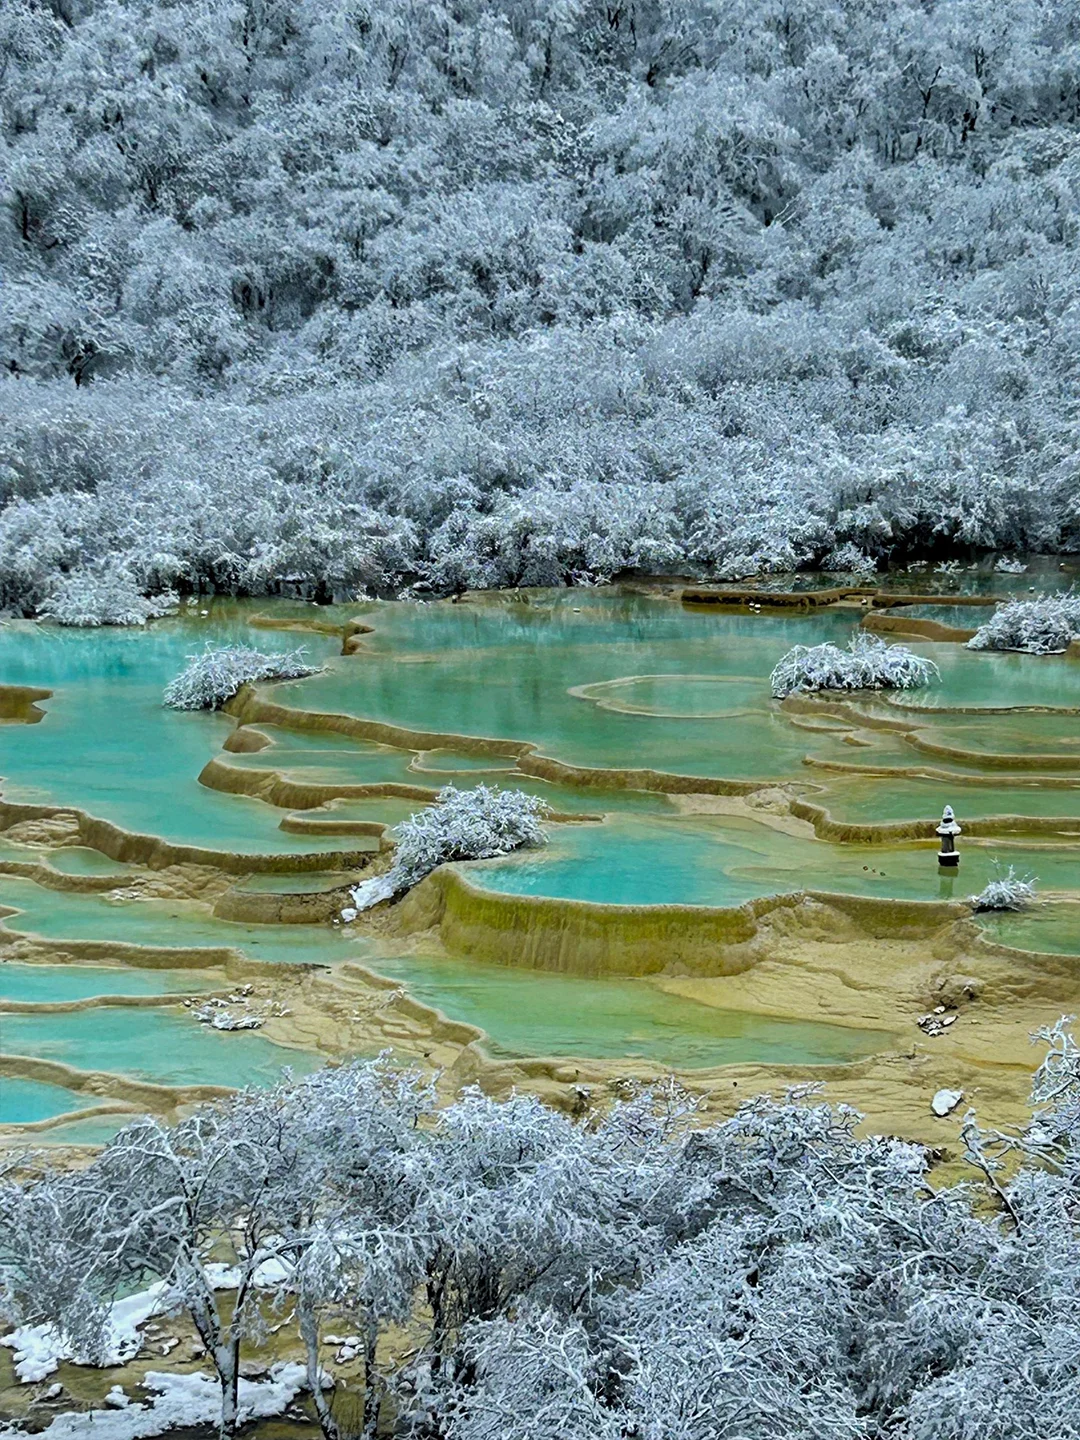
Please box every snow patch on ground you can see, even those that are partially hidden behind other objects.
[204,1257,291,1289]
[1,1284,173,1383]
[12,1365,308,1440]
[2,1261,291,1383]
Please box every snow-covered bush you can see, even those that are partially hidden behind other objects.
[39,569,177,627]
[820,543,876,576]
[163,645,317,711]
[970,866,1038,912]
[770,632,940,699]
[348,784,549,910]
[2,1024,1077,1440]
[967,593,1080,654]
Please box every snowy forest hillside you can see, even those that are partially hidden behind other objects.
[2,0,1080,610]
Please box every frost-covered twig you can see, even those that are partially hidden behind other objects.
[770,632,939,699]
[163,645,317,710]
[967,592,1080,654]
[348,784,549,912]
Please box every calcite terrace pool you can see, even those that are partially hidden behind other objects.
[2,565,1078,1146]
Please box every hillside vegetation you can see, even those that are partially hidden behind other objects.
[3,0,1080,612]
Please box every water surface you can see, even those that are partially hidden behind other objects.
[3,586,1079,1121]
[369,952,889,1068]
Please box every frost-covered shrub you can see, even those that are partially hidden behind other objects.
[39,569,177,628]
[4,0,1080,615]
[163,645,317,711]
[349,784,549,910]
[821,543,876,576]
[2,1025,1076,1440]
[770,632,939,699]
[967,593,1080,654]
[970,866,1038,912]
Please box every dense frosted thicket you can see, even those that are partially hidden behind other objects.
[2,1024,1077,1440]
[163,644,316,710]
[349,784,549,909]
[770,632,938,698]
[3,1,1080,612]
[967,591,1080,653]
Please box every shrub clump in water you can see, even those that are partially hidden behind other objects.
[770,632,939,700]
[967,592,1080,655]
[40,569,177,628]
[970,867,1038,912]
[163,644,317,710]
[348,784,549,911]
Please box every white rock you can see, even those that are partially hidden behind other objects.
[340,907,358,923]
[932,1088,964,1117]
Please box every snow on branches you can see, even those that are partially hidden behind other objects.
[3,2,1080,616]
[348,784,549,911]
[770,631,939,699]
[1,1028,1077,1440]
[163,645,317,711]
[967,592,1080,654]
[970,866,1038,912]
[40,570,177,628]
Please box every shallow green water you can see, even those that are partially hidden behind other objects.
[1,1007,320,1087]
[0,875,366,966]
[911,712,1080,759]
[224,728,423,785]
[370,952,890,1068]
[3,585,1079,1121]
[28,1113,134,1145]
[227,726,676,817]
[42,847,139,877]
[413,749,520,773]
[0,962,214,1002]
[287,593,1080,777]
[975,903,1080,956]
[285,593,867,781]
[811,776,1080,824]
[278,773,678,823]
[0,1077,107,1125]
[235,872,358,894]
[0,608,348,854]
[470,815,1080,908]
[885,641,1080,713]
[293,797,429,827]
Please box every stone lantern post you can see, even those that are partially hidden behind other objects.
[936,805,961,868]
